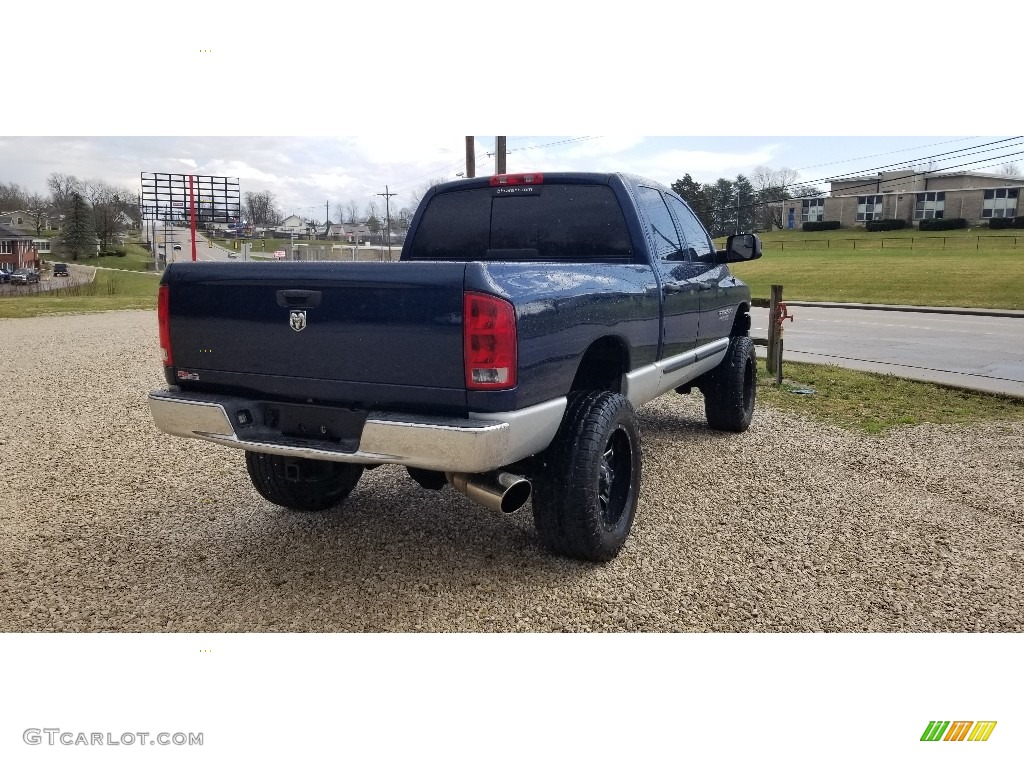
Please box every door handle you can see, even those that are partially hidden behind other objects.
[276,289,322,308]
[663,283,686,294]
[696,281,715,291]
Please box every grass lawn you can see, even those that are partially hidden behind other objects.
[726,229,1024,309]
[70,242,156,272]
[0,269,159,318]
[756,361,1024,434]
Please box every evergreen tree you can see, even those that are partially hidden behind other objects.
[707,178,736,237]
[59,192,97,260]
[670,174,713,227]
[733,174,756,233]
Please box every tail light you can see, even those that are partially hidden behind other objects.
[158,284,173,367]
[489,172,544,186]
[464,292,517,390]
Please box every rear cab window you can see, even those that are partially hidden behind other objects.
[406,183,633,262]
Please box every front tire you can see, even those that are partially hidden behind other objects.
[245,452,363,512]
[701,335,756,432]
[531,391,642,562]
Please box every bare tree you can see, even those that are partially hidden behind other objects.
[750,166,800,230]
[396,207,414,229]
[25,193,52,236]
[47,173,83,217]
[365,201,379,221]
[409,177,449,210]
[344,199,360,224]
[0,181,29,212]
[1001,162,1021,176]
[244,190,281,226]
[74,180,133,251]
[792,185,824,198]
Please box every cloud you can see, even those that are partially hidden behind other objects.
[628,145,784,184]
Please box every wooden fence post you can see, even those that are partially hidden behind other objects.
[767,284,783,376]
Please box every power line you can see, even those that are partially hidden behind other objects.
[793,137,1023,191]
[790,136,982,173]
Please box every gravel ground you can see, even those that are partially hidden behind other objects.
[1,310,1022,632]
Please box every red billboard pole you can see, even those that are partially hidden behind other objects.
[189,174,198,262]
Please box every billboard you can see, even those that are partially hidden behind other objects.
[140,173,240,223]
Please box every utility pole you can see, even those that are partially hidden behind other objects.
[495,136,506,174]
[465,137,475,178]
[376,186,397,257]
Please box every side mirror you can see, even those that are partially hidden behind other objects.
[717,233,762,263]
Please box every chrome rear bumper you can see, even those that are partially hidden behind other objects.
[148,390,566,474]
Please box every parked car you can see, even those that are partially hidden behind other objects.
[53,263,70,277]
[10,269,40,285]
[0,269,11,284]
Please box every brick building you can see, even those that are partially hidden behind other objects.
[785,169,1022,228]
[0,225,38,270]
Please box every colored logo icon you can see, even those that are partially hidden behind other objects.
[921,721,996,742]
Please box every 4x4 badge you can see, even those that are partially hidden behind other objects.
[289,310,307,332]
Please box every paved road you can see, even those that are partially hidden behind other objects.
[752,305,1024,398]
[158,226,236,263]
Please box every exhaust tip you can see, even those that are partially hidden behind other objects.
[447,471,532,514]
[499,477,532,514]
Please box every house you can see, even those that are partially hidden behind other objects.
[0,209,57,232]
[273,215,313,237]
[0,225,38,270]
[784,169,1023,228]
[322,221,373,242]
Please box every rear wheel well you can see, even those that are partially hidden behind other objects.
[732,302,751,336]
[570,337,629,393]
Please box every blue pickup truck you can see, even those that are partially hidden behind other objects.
[149,172,762,561]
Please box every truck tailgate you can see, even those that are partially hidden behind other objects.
[165,261,468,408]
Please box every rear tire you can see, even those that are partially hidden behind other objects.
[701,335,756,432]
[245,451,363,512]
[531,391,642,562]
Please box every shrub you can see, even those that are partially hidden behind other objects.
[989,217,1024,229]
[802,220,841,232]
[114,248,127,257]
[919,217,968,231]
[865,219,907,232]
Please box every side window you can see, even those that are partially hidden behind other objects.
[665,196,715,262]
[636,186,684,262]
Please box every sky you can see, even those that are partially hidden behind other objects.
[1,135,1020,222]
[5,4,1017,223]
